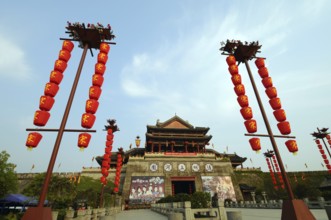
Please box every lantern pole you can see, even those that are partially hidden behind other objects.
[244,60,294,200]
[312,127,331,159]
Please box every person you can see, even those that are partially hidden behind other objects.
[212,192,218,207]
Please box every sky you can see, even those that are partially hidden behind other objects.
[0,1,330,174]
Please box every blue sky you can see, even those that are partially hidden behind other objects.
[1,1,330,173]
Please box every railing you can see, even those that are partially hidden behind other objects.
[224,197,331,209]
[151,200,228,220]
[61,206,122,219]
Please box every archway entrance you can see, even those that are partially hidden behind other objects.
[171,177,196,195]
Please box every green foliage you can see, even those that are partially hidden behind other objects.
[22,173,76,209]
[0,151,18,198]
[157,192,211,208]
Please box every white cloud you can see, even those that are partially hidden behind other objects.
[0,34,31,80]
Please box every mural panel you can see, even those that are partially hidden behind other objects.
[201,176,236,201]
[129,176,165,204]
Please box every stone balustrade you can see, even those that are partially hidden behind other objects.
[62,206,122,220]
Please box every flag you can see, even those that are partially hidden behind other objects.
[321,163,325,167]
[304,163,308,168]
[212,143,214,148]
[31,164,35,171]
[92,157,95,162]
[77,176,81,184]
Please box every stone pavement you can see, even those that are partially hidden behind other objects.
[113,208,329,220]
[226,208,329,220]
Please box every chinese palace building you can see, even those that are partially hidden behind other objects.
[90,115,246,205]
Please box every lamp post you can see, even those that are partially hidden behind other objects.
[261,191,267,203]
[135,136,141,148]
[220,40,316,220]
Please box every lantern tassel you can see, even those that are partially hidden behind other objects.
[255,150,261,154]
[79,147,85,152]
[27,147,33,151]
[293,152,298,156]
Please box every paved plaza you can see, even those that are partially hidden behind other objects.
[113,208,329,220]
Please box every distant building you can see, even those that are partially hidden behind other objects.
[92,115,246,205]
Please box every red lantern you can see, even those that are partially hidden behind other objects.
[255,58,265,69]
[228,65,238,75]
[237,95,249,107]
[62,40,74,52]
[113,187,119,193]
[81,113,96,129]
[78,133,91,149]
[105,147,111,154]
[327,164,331,170]
[240,107,253,120]
[328,140,331,145]
[101,167,109,176]
[285,140,298,153]
[277,121,291,135]
[89,86,102,100]
[315,139,320,144]
[324,159,330,165]
[322,154,327,160]
[39,95,55,111]
[249,138,261,152]
[262,77,273,88]
[85,99,99,114]
[92,74,104,87]
[103,154,110,160]
[317,144,323,149]
[97,52,108,64]
[102,160,110,168]
[273,109,286,122]
[44,83,59,97]
[100,43,110,54]
[106,141,113,149]
[234,84,245,96]
[58,50,71,62]
[269,97,282,110]
[107,133,114,141]
[95,63,106,75]
[49,70,63,85]
[100,176,106,184]
[54,60,67,73]
[320,149,325,154]
[258,67,269,78]
[226,55,236,66]
[231,74,242,85]
[265,87,277,99]
[33,110,50,126]
[107,129,113,135]
[25,132,42,149]
[244,119,257,133]
[326,135,331,140]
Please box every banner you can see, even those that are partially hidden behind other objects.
[129,176,165,204]
[201,176,236,201]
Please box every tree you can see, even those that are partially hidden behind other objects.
[0,151,18,198]
[23,173,76,209]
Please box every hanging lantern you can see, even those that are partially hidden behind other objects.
[249,138,261,152]
[106,142,113,150]
[102,160,110,168]
[273,109,286,122]
[228,65,238,75]
[54,60,68,73]
[240,107,253,120]
[262,77,273,88]
[234,84,245,96]
[328,140,331,145]
[327,164,331,170]
[231,74,242,85]
[95,63,106,75]
[101,167,109,177]
[78,133,91,150]
[92,74,104,87]
[105,147,111,154]
[49,70,64,85]
[226,55,236,66]
[103,153,110,160]
[85,99,99,114]
[113,187,119,193]
[255,58,265,69]
[100,176,107,184]
[258,67,269,78]
[39,95,55,111]
[107,133,114,141]
[100,43,110,54]
[44,82,59,97]
[89,86,102,100]
[81,113,96,129]
[265,87,277,99]
[33,110,50,126]
[277,121,291,135]
[285,140,298,154]
[320,149,325,154]
[322,154,327,160]
[97,52,108,64]
[58,50,71,62]
[324,159,330,165]
[25,132,42,149]
[315,139,320,144]
[237,95,249,107]
[107,129,113,135]
[326,135,331,140]
[244,119,257,133]
[317,144,323,149]
[269,97,282,110]
[62,40,74,52]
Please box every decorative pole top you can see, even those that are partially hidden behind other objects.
[220,39,262,63]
